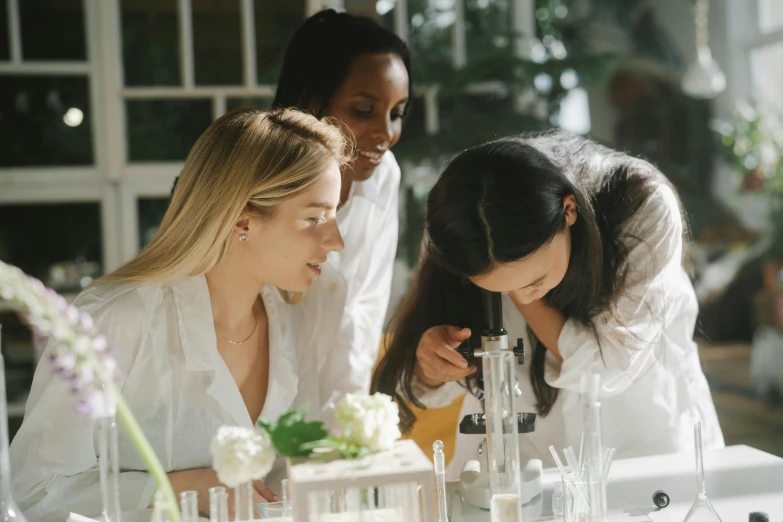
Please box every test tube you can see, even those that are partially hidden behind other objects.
[180,491,198,522]
[482,350,523,522]
[234,482,254,521]
[151,490,172,522]
[552,482,564,519]
[582,373,608,521]
[209,487,229,522]
[433,440,448,522]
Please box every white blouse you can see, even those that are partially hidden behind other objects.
[10,276,317,522]
[301,150,400,404]
[414,182,725,480]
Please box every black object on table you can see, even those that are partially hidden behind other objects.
[653,490,670,509]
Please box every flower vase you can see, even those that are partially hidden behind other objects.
[0,325,29,521]
[97,412,121,522]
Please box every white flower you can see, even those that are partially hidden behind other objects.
[334,392,401,452]
[210,426,275,488]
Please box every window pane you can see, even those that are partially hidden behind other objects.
[2,305,36,440]
[121,0,181,86]
[391,95,426,163]
[0,202,103,290]
[137,197,169,249]
[344,0,396,33]
[225,96,273,112]
[126,99,213,161]
[193,0,243,85]
[253,0,305,84]
[759,0,783,34]
[0,0,9,60]
[750,42,783,112]
[0,75,93,166]
[465,0,511,67]
[1,311,35,394]
[407,0,454,83]
[439,92,516,147]
[20,0,85,61]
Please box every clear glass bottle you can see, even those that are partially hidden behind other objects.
[551,481,564,520]
[582,374,608,521]
[97,412,121,522]
[482,350,523,522]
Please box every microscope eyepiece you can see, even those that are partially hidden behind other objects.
[481,290,506,337]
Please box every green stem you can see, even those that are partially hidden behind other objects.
[109,380,181,522]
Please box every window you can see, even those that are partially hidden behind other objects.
[254,0,306,83]
[758,0,783,34]
[121,0,181,86]
[19,0,86,61]
[125,99,213,161]
[0,0,10,61]
[137,197,170,249]
[743,1,783,112]
[750,42,783,112]
[0,0,326,424]
[0,76,93,167]
[0,202,103,296]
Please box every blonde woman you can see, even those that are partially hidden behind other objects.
[10,108,347,521]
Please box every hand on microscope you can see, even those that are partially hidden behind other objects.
[414,325,478,388]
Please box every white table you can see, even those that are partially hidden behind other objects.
[449,445,783,521]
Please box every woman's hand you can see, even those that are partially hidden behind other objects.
[166,469,279,517]
[414,325,477,388]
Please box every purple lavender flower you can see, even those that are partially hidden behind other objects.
[0,260,120,419]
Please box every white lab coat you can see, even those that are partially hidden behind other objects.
[302,150,400,404]
[10,276,318,522]
[414,182,725,480]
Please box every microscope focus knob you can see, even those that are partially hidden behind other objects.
[458,339,474,364]
[513,338,525,365]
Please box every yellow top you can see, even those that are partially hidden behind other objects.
[375,335,464,466]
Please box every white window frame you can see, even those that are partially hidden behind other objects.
[722,0,783,107]
[0,0,119,268]
[0,0,537,271]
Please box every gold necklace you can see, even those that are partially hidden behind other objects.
[214,313,258,345]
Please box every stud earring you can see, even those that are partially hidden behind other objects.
[239,234,247,242]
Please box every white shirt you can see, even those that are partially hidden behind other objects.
[302,151,400,404]
[414,183,725,480]
[10,276,317,522]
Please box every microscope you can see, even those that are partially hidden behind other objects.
[455,290,542,511]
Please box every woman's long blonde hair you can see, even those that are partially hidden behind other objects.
[101,108,349,286]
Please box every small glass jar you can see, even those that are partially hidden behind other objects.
[552,481,564,519]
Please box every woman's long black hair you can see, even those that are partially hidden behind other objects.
[272,9,413,118]
[372,129,688,433]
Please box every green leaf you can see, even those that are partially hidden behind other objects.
[258,406,328,458]
[338,443,372,461]
[256,417,274,434]
[298,437,343,453]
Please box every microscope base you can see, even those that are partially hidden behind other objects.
[458,458,543,510]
